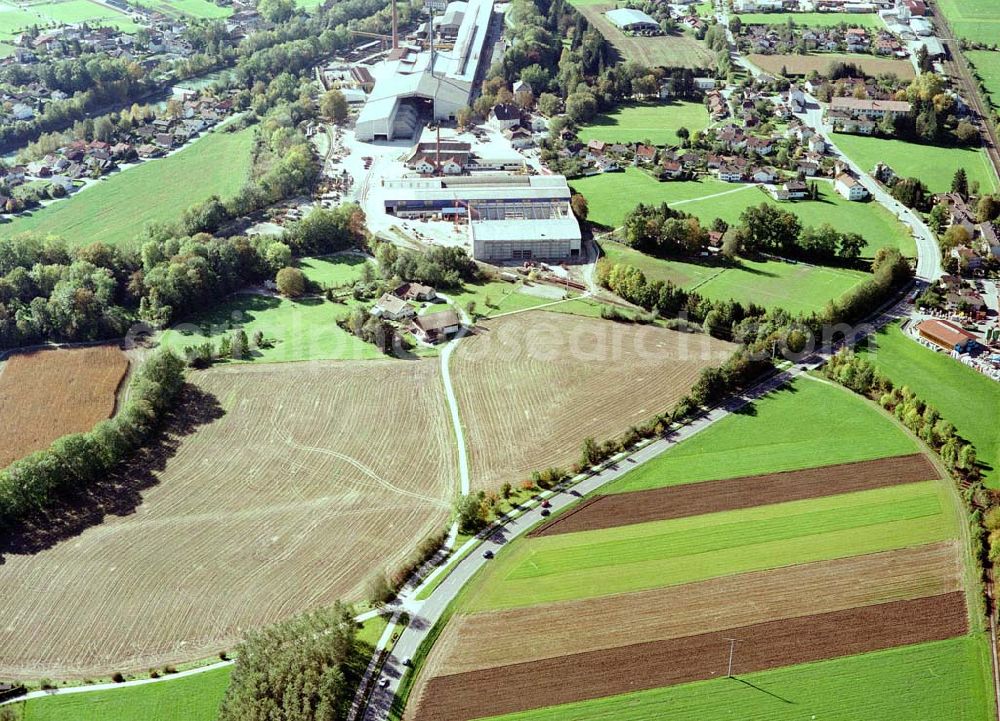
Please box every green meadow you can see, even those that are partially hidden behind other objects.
[607,378,920,493]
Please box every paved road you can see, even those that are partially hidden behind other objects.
[794,97,944,281]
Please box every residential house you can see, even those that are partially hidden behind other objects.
[372,293,416,321]
[835,173,867,200]
[488,103,521,130]
[718,164,745,182]
[634,144,657,165]
[410,309,461,343]
[503,126,534,148]
[394,282,436,301]
[783,180,809,199]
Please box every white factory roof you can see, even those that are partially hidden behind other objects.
[384,184,572,202]
[356,0,494,133]
[605,7,658,28]
[470,216,581,242]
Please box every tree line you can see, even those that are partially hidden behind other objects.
[0,203,364,350]
[598,245,912,349]
[0,349,185,529]
[621,201,866,264]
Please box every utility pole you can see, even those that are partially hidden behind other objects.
[725,638,740,678]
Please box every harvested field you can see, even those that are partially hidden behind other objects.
[531,453,938,536]
[452,312,734,492]
[0,359,454,679]
[574,3,714,68]
[0,346,128,469]
[749,53,915,79]
[410,593,968,721]
[420,543,962,677]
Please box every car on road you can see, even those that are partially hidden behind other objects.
[402,657,412,667]
[541,508,551,517]
[541,500,551,508]
[379,678,389,688]
[482,549,494,559]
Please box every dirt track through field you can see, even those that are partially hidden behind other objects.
[0,346,128,468]
[410,593,968,721]
[453,312,734,492]
[0,359,455,679]
[530,454,939,537]
[421,542,962,678]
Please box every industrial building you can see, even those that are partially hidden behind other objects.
[381,174,582,261]
[917,319,979,354]
[605,8,660,32]
[355,0,497,142]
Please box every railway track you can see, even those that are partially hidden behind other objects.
[934,14,1000,182]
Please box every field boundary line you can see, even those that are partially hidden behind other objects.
[437,294,471,495]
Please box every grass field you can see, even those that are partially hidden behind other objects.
[0,361,454,678]
[859,323,1000,488]
[735,11,881,26]
[452,312,734,492]
[572,2,714,68]
[968,50,1000,110]
[33,0,135,26]
[750,52,915,78]
[158,293,387,363]
[606,377,919,493]
[576,101,710,146]
[833,133,999,195]
[296,255,370,287]
[601,240,869,315]
[937,0,1000,44]
[0,126,254,249]
[0,346,128,468]
[475,636,995,721]
[461,480,954,610]
[573,168,915,256]
[131,0,232,17]
[7,666,232,721]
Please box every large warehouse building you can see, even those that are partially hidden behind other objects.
[355,0,496,141]
[605,8,659,32]
[381,174,582,261]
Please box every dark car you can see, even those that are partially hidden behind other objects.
[541,508,551,517]
[482,549,494,559]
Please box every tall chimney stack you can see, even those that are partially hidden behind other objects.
[391,1,399,49]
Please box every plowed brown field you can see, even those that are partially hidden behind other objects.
[0,359,455,679]
[530,454,939,537]
[420,543,962,678]
[452,312,734,492]
[0,345,128,468]
[411,593,968,721]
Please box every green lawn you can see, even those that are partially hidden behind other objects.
[833,133,999,195]
[606,377,920,493]
[0,1,42,34]
[576,101,710,147]
[298,255,370,287]
[132,0,232,17]
[158,293,387,363]
[0,126,254,249]
[477,636,995,721]
[573,169,914,256]
[968,50,1000,110]
[33,0,132,24]
[602,240,869,315]
[444,280,561,318]
[859,323,1000,488]
[10,666,231,721]
[936,0,1000,44]
[462,480,954,611]
[734,11,881,26]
